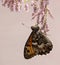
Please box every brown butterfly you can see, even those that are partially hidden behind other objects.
[24,25,53,59]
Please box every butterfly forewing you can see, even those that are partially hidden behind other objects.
[24,31,36,59]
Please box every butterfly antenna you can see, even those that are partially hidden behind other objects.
[21,22,30,29]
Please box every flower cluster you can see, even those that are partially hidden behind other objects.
[1,0,53,34]
[2,0,30,11]
[31,0,53,34]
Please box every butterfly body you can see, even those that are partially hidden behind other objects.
[24,26,53,59]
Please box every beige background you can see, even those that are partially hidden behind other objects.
[0,0,60,65]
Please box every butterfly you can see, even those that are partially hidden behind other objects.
[24,25,53,59]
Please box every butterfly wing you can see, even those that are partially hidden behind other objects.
[36,32,53,55]
[24,26,53,59]
[24,31,39,59]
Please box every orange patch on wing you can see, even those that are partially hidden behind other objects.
[26,35,35,55]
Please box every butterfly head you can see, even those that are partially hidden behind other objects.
[31,25,39,32]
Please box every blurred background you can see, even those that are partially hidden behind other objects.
[0,0,60,65]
